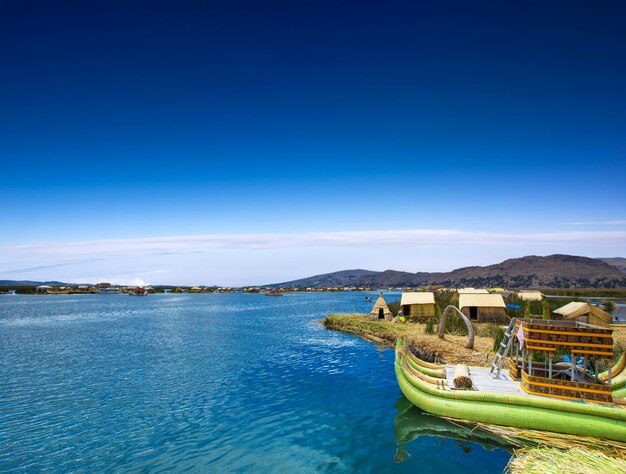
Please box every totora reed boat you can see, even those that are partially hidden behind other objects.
[395,317,626,442]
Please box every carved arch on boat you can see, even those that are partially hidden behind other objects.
[438,305,475,350]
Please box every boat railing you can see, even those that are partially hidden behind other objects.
[520,369,613,404]
[516,318,601,329]
[524,364,599,383]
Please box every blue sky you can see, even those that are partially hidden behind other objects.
[1,1,625,285]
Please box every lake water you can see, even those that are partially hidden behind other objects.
[0,293,511,473]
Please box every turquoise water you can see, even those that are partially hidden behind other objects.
[0,293,511,472]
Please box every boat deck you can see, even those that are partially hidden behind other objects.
[444,365,623,408]
[445,365,529,396]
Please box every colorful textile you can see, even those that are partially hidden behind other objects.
[517,322,525,348]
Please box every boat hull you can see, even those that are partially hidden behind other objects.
[395,343,626,442]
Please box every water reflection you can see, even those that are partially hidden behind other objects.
[393,396,511,463]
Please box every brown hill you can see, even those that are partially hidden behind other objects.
[600,257,626,274]
[272,255,626,289]
[414,255,626,288]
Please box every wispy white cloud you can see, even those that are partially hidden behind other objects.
[2,228,626,261]
[563,220,626,226]
[0,262,77,275]
[0,259,102,275]
[1,229,625,285]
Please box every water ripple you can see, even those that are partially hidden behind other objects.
[0,293,509,473]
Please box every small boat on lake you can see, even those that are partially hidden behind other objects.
[264,290,283,297]
[395,317,626,442]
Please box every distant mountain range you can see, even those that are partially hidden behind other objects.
[270,255,626,289]
[599,257,626,274]
[2,255,626,289]
[0,280,80,287]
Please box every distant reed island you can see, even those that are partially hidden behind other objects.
[4,253,626,295]
[2,283,381,295]
[4,282,626,299]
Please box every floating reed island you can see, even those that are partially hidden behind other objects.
[325,290,626,445]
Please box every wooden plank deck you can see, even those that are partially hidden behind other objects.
[444,366,621,407]
[445,365,528,396]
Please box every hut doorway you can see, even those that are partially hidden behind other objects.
[378,308,385,319]
[469,307,478,320]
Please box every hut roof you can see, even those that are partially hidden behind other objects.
[459,294,506,309]
[518,291,544,301]
[553,302,588,317]
[493,290,515,298]
[401,292,435,305]
[553,302,612,325]
[372,293,389,307]
[458,288,489,294]
[370,292,393,318]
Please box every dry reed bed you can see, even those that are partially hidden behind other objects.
[446,419,626,473]
[457,420,626,456]
[506,448,626,474]
[325,313,496,366]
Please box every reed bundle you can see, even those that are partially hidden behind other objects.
[505,447,626,474]
[442,417,626,456]
[453,364,472,390]
[403,358,448,388]
[403,350,446,378]
[406,350,445,370]
[600,352,625,382]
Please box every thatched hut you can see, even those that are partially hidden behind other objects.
[400,292,436,322]
[553,302,612,328]
[518,291,544,301]
[458,294,508,323]
[369,292,393,321]
[492,290,516,302]
[457,288,489,294]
